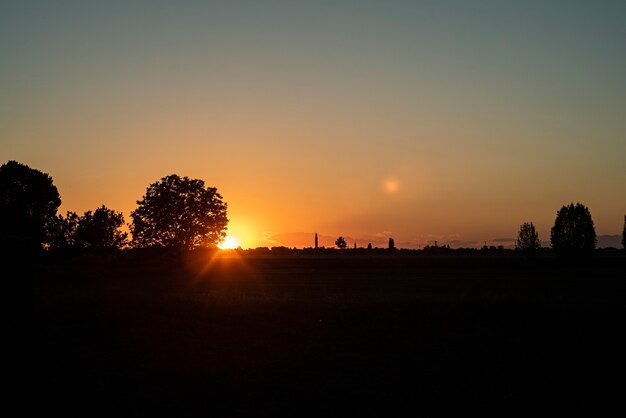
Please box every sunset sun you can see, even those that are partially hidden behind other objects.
[5,2,625,414]
[219,236,240,250]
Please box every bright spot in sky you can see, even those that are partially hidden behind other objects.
[218,236,240,250]
[383,177,399,195]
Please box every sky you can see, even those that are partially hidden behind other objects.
[2,0,625,248]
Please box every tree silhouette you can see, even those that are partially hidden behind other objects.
[47,211,80,249]
[622,215,625,249]
[130,174,228,249]
[515,222,541,256]
[335,236,347,249]
[47,206,127,250]
[0,160,61,249]
[550,203,597,257]
[76,205,127,249]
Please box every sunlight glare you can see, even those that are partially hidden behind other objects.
[219,235,240,250]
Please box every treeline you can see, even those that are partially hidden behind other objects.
[514,203,600,258]
[234,244,622,257]
[47,206,127,250]
[330,203,623,258]
[1,160,625,258]
[0,160,227,253]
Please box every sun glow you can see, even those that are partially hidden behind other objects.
[383,177,399,195]
[219,235,240,250]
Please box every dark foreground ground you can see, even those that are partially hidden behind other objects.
[8,253,626,416]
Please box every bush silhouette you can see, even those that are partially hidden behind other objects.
[75,206,128,249]
[550,203,596,257]
[47,211,80,249]
[335,236,347,249]
[131,174,228,249]
[515,222,541,256]
[47,206,128,250]
[0,160,61,249]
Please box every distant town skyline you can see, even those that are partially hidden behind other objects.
[2,1,625,248]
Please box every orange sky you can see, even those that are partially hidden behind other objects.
[2,2,625,248]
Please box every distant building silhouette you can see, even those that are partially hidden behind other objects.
[315,233,318,249]
[388,238,395,250]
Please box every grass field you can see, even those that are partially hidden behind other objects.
[11,253,626,416]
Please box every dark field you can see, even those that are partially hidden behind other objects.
[11,253,626,416]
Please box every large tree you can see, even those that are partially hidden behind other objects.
[515,221,541,256]
[130,174,228,249]
[550,203,596,256]
[0,160,61,249]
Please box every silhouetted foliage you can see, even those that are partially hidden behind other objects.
[0,160,61,249]
[75,205,128,249]
[47,211,80,249]
[130,174,228,250]
[550,203,596,257]
[253,246,271,255]
[623,215,625,249]
[367,243,372,250]
[335,236,347,249]
[515,222,541,256]
[271,246,293,255]
[47,206,127,250]
[423,244,453,254]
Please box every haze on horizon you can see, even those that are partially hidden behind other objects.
[2,1,625,249]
